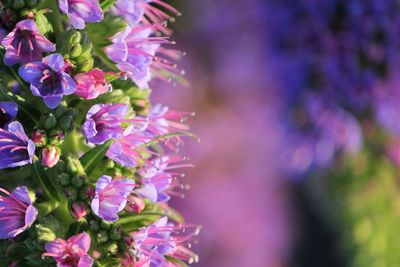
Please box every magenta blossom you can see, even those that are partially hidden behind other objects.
[0,186,38,239]
[1,19,55,66]
[59,0,104,30]
[44,232,93,267]
[74,68,112,99]
[135,155,192,202]
[91,176,135,222]
[105,25,182,88]
[124,217,199,267]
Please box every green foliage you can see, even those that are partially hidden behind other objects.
[80,139,114,176]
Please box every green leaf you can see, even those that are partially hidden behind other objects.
[80,140,114,176]
[100,0,116,11]
[35,10,53,35]
[32,162,62,201]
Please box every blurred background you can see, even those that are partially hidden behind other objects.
[154,0,400,266]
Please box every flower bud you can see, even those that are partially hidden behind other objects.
[70,201,87,220]
[33,224,56,243]
[57,115,74,132]
[100,220,112,230]
[79,43,93,58]
[41,146,60,168]
[58,173,71,187]
[74,68,112,99]
[48,129,65,145]
[66,154,85,176]
[106,242,119,255]
[89,220,100,232]
[32,129,47,147]
[54,102,67,118]
[26,0,38,8]
[78,186,90,200]
[68,30,81,44]
[40,113,57,130]
[125,195,145,213]
[71,175,84,188]
[78,57,94,72]
[97,230,109,243]
[69,44,82,59]
[109,226,122,240]
[0,8,17,29]
[64,186,78,201]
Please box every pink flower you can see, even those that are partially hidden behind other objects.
[70,201,87,220]
[43,232,93,267]
[41,146,60,168]
[74,68,112,100]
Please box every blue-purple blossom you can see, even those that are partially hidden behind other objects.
[1,19,55,66]
[18,53,77,108]
[91,175,135,222]
[43,232,93,267]
[82,103,129,145]
[0,121,35,169]
[59,0,104,30]
[0,186,38,239]
[0,102,18,128]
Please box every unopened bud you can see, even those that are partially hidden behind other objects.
[70,201,87,220]
[54,103,67,118]
[69,31,81,44]
[125,196,145,213]
[40,113,57,130]
[65,154,85,176]
[100,220,112,230]
[48,129,64,145]
[64,186,78,201]
[41,146,60,168]
[79,43,93,58]
[97,230,109,243]
[78,57,94,72]
[0,8,18,29]
[90,220,100,232]
[109,226,122,240]
[106,242,119,255]
[58,115,74,132]
[71,175,85,188]
[12,0,25,10]
[58,173,71,187]
[26,0,38,8]
[32,129,47,147]
[34,224,56,243]
[69,44,82,59]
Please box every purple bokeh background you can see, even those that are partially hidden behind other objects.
[153,0,293,266]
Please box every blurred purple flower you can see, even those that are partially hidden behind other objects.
[0,121,35,169]
[43,232,93,267]
[0,186,37,239]
[1,19,55,66]
[125,217,199,267]
[59,0,104,29]
[18,53,77,108]
[0,101,17,128]
[91,175,135,222]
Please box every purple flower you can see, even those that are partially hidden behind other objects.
[0,186,38,239]
[91,175,135,222]
[59,0,104,30]
[110,0,179,34]
[43,232,93,267]
[106,126,152,167]
[135,155,191,202]
[125,217,199,267]
[18,53,77,108]
[1,19,55,66]
[105,25,182,88]
[0,121,35,169]
[74,68,112,100]
[0,101,18,128]
[82,103,129,145]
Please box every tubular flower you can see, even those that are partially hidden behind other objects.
[110,0,180,34]
[0,101,18,128]
[0,186,38,239]
[58,0,104,30]
[106,125,153,168]
[18,53,77,109]
[0,121,35,169]
[43,232,94,267]
[105,25,182,88]
[74,68,112,99]
[1,19,56,66]
[124,217,199,267]
[135,155,192,202]
[91,175,135,222]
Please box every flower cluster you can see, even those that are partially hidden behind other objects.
[0,0,198,266]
